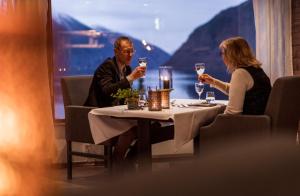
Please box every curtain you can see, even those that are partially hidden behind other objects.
[253,0,293,84]
[0,0,56,195]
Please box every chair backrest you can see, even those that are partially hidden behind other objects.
[61,75,95,143]
[264,76,300,135]
[61,75,93,106]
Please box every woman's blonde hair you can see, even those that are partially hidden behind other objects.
[219,37,261,71]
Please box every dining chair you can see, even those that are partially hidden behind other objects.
[196,75,300,154]
[61,75,113,179]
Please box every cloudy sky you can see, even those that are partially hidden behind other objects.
[52,0,246,54]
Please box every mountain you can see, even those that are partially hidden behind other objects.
[52,1,255,101]
[52,13,170,75]
[91,25,171,70]
[165,0,255,82]
[52,13,91,31]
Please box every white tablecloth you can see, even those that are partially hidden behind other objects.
[88,99,227,150]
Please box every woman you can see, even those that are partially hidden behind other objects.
[199,37,271,115]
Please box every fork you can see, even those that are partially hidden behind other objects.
[177,104,189,108]
[171,99,176,106]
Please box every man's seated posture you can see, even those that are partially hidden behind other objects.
[85,36,174,173]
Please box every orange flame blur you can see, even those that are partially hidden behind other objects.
[0,1,56,195]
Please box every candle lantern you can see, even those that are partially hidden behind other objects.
[160,89,171,109]
[159,66,173,89]
[148,88,162,111]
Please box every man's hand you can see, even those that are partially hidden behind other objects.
[128,66,146,81]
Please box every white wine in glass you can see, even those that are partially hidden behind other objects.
[138,57,147,78]
[195,63,205,76]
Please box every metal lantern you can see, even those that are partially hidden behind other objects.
[148,88,162,111]
[160,89,171,109]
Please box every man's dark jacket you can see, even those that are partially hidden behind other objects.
[84,57,132,107]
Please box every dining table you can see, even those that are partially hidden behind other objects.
[88,99,227,170]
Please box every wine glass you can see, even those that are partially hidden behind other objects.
[195,82,204,100]
[138,57,147,78]
[195,63,205,76]
[138,92,147,108]
[205,91,215,103]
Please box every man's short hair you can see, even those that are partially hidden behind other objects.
[114,36,133,50]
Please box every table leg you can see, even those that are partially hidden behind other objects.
[137,119,152,170]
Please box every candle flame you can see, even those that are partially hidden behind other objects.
[160,76,169,80]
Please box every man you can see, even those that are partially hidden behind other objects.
[85,36,145,107]
[85,36,173,173]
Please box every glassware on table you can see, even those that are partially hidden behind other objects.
[138,92,147,108]
[205,91,215,103]
[138,57,147,78]
[195,82,204,100]
[195,63,205,76]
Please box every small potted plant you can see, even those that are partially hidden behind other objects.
[112,88,140,110]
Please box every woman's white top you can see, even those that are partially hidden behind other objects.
[211,68,254,114]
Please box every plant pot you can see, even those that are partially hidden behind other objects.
[126,98,139,110]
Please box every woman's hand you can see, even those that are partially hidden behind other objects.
[198,74,215,85]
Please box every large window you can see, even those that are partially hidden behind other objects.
[51,0,255,119]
